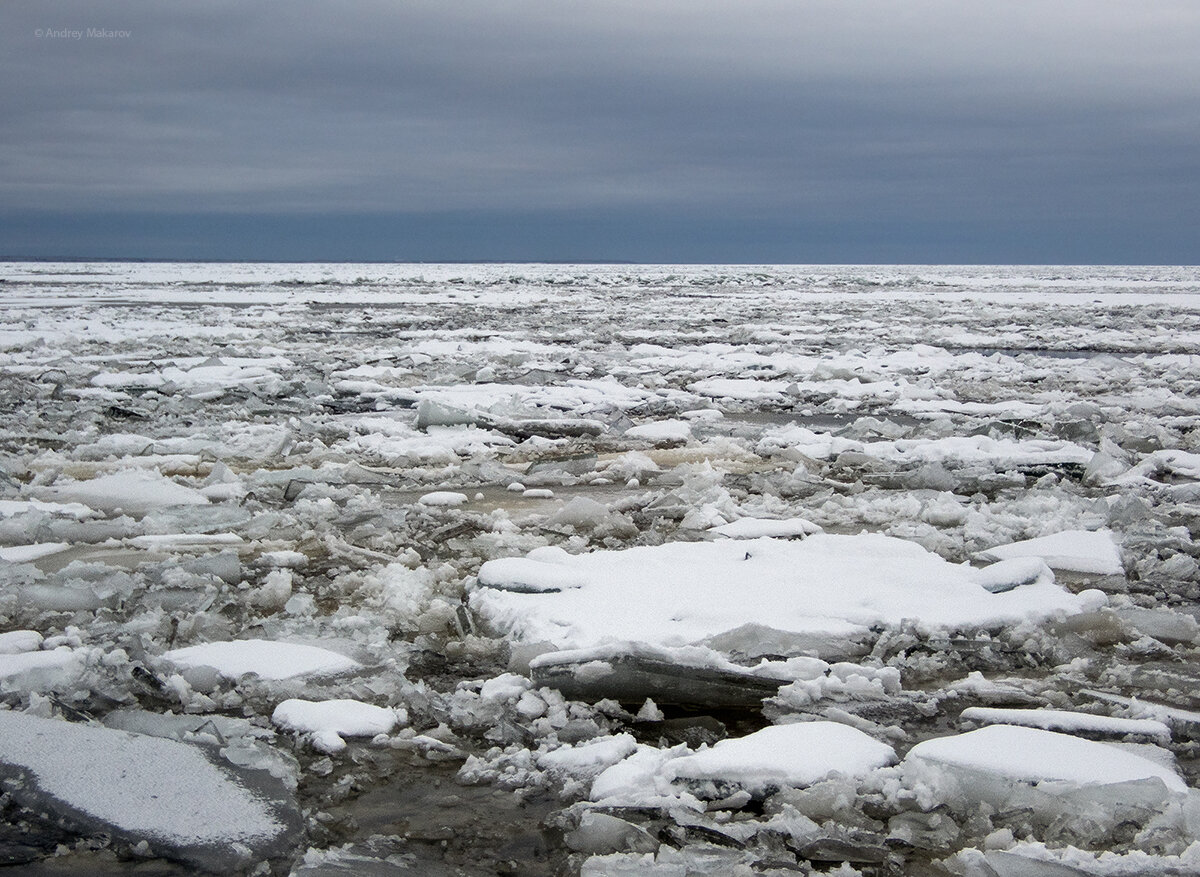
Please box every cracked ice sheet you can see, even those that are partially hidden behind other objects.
[471,533,1102,651]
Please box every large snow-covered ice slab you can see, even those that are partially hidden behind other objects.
[162,639,361,680]
[472,534,1100,650]
[0,711,301,871]
[905,724,1186,793]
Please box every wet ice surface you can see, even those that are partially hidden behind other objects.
[2,263,1200,875]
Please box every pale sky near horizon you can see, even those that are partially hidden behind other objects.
[3,1,1198,263]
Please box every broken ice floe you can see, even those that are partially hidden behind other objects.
[0,710,301,871]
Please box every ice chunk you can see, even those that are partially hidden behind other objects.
[0,646,84,686]
[664,722,896,797]
[566,812,658,855]
[472,534,1096,652]
[162,639,361,680]
[0,499,97,520]
[417,490,469,507]
[707,516,822,540]
[976,529,1122,576]
[1113,607,1200,645]
[0,629,44,654]
[415,398,478,429]
[272,699,401,753]
[538,733,640,777]
[0,542,71,563]
[625,419,692,444]
[904,725,1186,793]
[33,469,209,515]
[0,711,301,871]
[545,496,613,530]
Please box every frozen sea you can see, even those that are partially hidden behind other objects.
[2,262,1200,875]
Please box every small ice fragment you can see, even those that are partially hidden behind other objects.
[636,699,665,722]
[506,481,525,492]
[523,488,555,499]
[417,491,469,507]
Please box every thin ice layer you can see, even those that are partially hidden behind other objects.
[471,534,1099,650]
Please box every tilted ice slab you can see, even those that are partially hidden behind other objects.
[959,707,1171,742]
[162,639,361,680]
[905,725,1187,793]
[976,529,1123,575]
[471,534,1102,651]
[0,711,301,871]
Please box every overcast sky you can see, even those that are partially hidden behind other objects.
[3,1,1198,262]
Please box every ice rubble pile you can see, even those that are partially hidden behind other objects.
[2,263,1200,874]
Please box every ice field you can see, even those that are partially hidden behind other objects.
[2,262,1200,875]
